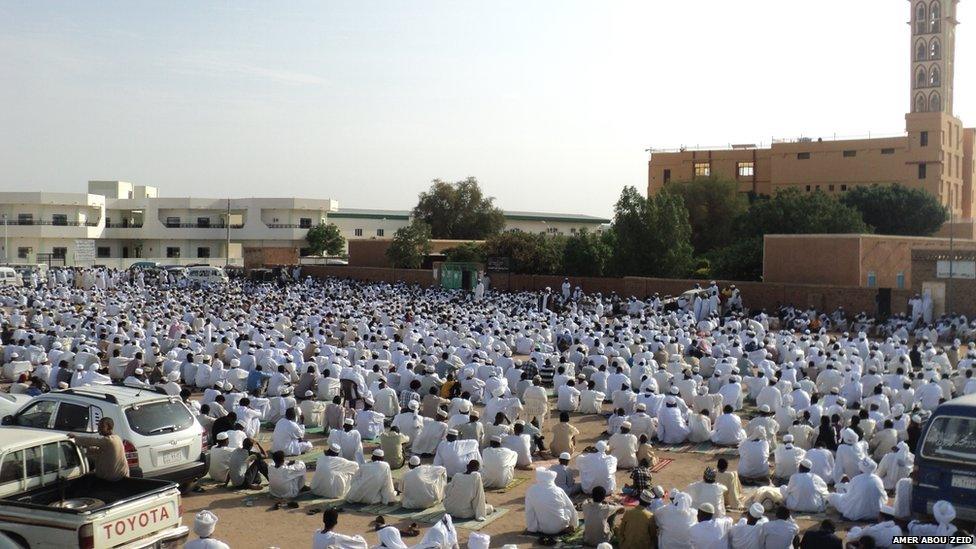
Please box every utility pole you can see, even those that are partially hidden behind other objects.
[225,198,231,267]
[948,206,955,314]
[2,213,6,264]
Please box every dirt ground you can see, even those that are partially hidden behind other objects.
[179,398,848,549]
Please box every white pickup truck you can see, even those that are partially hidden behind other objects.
[0,428,188,548]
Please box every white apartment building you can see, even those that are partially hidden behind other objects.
[0,181,608,267]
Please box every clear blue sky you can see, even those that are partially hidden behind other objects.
[1,0,973,217]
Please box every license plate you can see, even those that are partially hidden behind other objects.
[159,449,183,466]
[952,475,976,489]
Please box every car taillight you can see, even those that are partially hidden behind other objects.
[123,440,139,467]
[79,523,94,549]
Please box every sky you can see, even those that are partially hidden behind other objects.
[1,0,974,218]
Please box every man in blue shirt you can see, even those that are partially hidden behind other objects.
[246,364,272,394]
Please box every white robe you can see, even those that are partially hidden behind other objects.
[780,472,829,512]
[737,438,770,478]
[525,468,579,535]
[269,460,306,499]
[412,420,448,455]
[711,413,746,446]
[345,460,397,504]
[828,472,887,520]
[400,465,448,509]
[576,451,617,494]
[656,493,697,549]
[433,439,482,478]
[271,418,312,456]
[310,455,359,498]
[391,411,424,444]
[481,446,517,488]
[658,405,690,444]
[443,471,491,520]
[608,432,638,469]
[328,428,365,463]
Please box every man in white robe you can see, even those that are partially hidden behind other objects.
[443,460,493,520]
[481,436,518,489]
[655,490,696,549]
[525,467,579,535]
[412,410,449,456]
[685,467,728,517]
[737,429,770,481]
[354,402,385,440]
[773,435,805,482]
[608,421,639,469]
[710,405,746,446]
[391,401,424,444]
[729,504,768,549]
[829,457,887,520]
[271,408,313,456]
[400,456,448,509]
[501,423,533,469]
[268,451,307,500]
[434,430,483,478]
[310,444,360,498]
[689,502,733,549]
[344,449,398,504]
[328,418,365,463]
[372,380,399,418]
[876,441,913,491]
[577,441,617,494]
[657,397,690,444]
[779,459,829,513]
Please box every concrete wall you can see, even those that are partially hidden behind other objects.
[243,247,299,269]
[303,265,915,316]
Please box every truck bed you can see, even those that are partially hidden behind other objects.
[2,475,176,513]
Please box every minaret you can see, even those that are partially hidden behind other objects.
[910,0,957,114]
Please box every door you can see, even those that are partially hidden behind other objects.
[877,288,892,319]
[922,282,946,318]
[462,270,472,291]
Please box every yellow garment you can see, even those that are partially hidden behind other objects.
[616,507,657,549]
[550,422,579,458]
[716,470,743,509]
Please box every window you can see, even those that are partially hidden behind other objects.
[52,247,66,259]
[197,247,210,258]
[841,185,848,191]
[867,271,877,288]
[805,185,811,192]
[921,416,976,463]
[931,38,941,59]
[881,148,895,155]
[570,228,577,234]
[300,247,311,257]
[843,150,856,157]
[693,162,710,177]
[931,66,941,86]
[916,93,927,113]
[197,217,210,228]
[547,227,559,234]
[53,403,91,432]
[896,272,905,289]
[916,67,928,88]
[930,1,941,32]
[354,229,363,237]
[166,247,181,258]
[737,162,755,177]
[931,92,942,112]
[797,152,810,160]
[916,2,927,34]
[299,218,312,229]
[921,131,929,146]
[14,400,57,429]
[829,185,835,191]
[124,401,194,437]
[165,217,180,227]
[97,247,111,258]
[663,169,671,183]
[52,214,67,226]
[376,229,385,237]
[917,40,928,61]
[919,163,928,179]
[0,451,22,484]
[24,447,41,477]
[17,213,32,225]
[17,247,31,260]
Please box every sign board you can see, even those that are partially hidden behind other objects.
[74,239,96,262]
[936,260,976,279]
[486,256,510,272]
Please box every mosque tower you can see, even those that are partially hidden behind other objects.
[910,0,957,114]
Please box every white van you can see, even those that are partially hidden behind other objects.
[0,267,23,287]
[185,265,228,285]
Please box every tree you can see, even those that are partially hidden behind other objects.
[709,189,870,280]
[413,177,506,239]
[443,241,485,263]
[386,221,432,269]
[483,231,567,275]
[661,177,748,254]
[304,222,345,256]
[607,186,694,278]
[562,228,613,277]
[840,184,948,236]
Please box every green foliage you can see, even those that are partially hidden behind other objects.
[483,231,567,275]
[562,228,613,277]
[413,177,506,239]
[386,221,432,269]
[661,177,748,254]
[707,189,870,280]
[305,222,346,256]
[840,184,948,236]
[608,186,694,278]
[443,241,485,263]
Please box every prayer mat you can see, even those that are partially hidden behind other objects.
[341,501,415,518]
[555,524,585,548]
[650,458,673,472]
[612,494,640,507]
[487,476,528,493]
[412,505,509,530]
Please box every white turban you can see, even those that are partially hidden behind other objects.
[933,500,956,525]
[858,457,877,474]
[193,510,218,538]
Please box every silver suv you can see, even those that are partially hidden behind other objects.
[1,385,207,489]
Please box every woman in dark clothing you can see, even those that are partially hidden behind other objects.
[815,415,838,451]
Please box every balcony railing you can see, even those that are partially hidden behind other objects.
[266,223,312,229]
[105,222,144,228]
[2,220,98,227]
[162,222,244,229]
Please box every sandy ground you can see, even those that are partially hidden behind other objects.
[179,398,850,549]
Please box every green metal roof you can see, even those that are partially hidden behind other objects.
[330,208,609,224]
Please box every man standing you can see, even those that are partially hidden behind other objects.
[70,417,129,482]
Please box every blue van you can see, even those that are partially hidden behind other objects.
[913,393,976,521]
